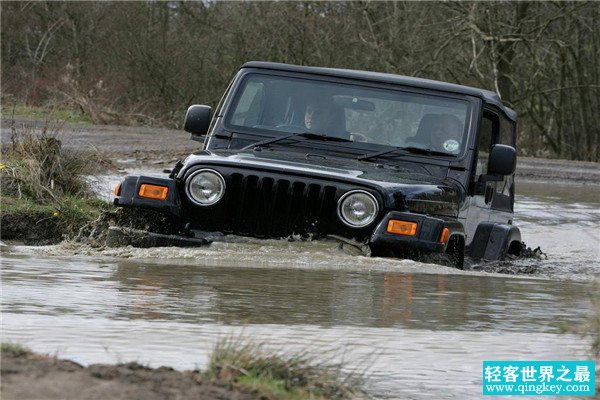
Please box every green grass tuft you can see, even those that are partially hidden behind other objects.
[207,338,365,400]
[1,104,93,125]
[1,343,31,357]
[1,195,110,236]
[0,122,111,242]
[0,123,102,202]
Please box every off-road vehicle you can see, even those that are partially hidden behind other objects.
[114,61,522,268]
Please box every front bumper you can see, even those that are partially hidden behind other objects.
[369,211,464,253]
[114,175,181,216]
[114,175,463,254]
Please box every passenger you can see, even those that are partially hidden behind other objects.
[409,114,463,154]
[430,114,463,153]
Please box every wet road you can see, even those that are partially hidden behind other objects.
[1,180,599,398]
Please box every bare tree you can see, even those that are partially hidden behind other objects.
[2,1,598,159]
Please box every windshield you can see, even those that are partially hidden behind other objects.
[225,73,471,156]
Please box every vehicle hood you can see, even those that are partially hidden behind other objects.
[181,150,462,216]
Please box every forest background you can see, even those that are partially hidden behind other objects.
[2,1,599,161]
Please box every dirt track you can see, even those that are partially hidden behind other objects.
[516,156,600,185]
[1,349,256,400]
[0,117,198,166]
[2,116,599,183]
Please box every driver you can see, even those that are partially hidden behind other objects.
[304,101,330,132]
[303,99,352,140]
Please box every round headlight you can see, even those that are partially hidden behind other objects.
[337,190,379,228]
[185,169,226,206]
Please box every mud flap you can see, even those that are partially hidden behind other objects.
[469,223,521,261]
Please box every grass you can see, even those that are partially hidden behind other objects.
[1,96,166,127]
[1,104,93,125]
[1,195,107,215]
[207,338,365,400]
[1,122,101,201]
[0,339,369,399]
[1,343,31,357]
[0,122,110,241]
[1,195,109,238]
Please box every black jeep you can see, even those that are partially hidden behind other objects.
[114,61,522,268]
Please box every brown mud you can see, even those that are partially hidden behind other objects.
[75,208,182,246]
[0,117,198,166]
[516,156,600,185]
[0,348,257,400]
[1,210,68,245]
[0,205,180,246]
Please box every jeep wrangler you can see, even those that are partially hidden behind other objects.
[114,61,522,268]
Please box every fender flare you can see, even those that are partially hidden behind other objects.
[469,222,521,261]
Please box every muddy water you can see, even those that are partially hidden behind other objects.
[2,180,599,399]
[514,181,600,280]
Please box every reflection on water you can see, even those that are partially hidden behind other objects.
[2,256,593,333]
[111,263,592,333]
[1,252,595,398]
[2,180,599,398]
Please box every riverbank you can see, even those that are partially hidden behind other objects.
[1,343,363,400]
[0,346,256,400]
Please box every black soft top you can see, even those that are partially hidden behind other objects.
[242,61,517,122]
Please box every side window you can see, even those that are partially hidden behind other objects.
[478,108,514,212]
[476,111,499,178]
[499,114,515,147]
[496,114,516,207]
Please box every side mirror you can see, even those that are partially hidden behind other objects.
[488,144,516,176]
[184,105,212,137]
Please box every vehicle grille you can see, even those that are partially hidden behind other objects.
[223,173,338,237]
[182,168,374,239]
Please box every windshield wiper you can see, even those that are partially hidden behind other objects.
[401,146,454,157]
[358,146,408,161]
[241,131,352,151]
[358,146,453,162]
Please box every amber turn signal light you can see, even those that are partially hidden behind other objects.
[387,220,417,236]
[114,183,121,196]
[138,184,168,200]
[439,227,450,244]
